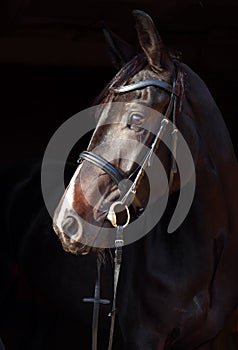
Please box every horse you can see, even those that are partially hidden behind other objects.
[52,9,238,349]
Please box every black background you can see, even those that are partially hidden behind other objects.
[0,0,238,164]
[0,1,238,349]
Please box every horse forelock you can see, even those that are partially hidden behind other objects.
[93,53,147,105]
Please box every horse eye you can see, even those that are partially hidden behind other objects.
[128,113,145,131]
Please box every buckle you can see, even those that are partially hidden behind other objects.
[115,239,124,248]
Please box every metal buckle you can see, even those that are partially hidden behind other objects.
[115,239,124,248]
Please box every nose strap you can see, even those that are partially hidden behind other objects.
[79,151,123,185]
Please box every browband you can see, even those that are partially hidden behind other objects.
[114,79,178,96]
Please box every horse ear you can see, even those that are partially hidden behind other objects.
[133,10,172,72]
[102,26,137,69]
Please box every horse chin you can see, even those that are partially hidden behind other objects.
[60,239,105,256]
[56,231,95,256]
[72,220,114,256]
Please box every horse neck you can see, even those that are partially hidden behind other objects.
[181,63,236,166]
[122,62,238,275]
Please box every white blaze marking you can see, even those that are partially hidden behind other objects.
[54,164,83,231]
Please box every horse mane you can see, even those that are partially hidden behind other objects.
[181,63,236,165]
[93,53,147,105]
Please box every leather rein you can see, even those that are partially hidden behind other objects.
[80,67,180,350]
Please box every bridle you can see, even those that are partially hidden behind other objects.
[80,71,180,210]
[80,65,181,350]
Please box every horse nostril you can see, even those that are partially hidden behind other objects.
[62,216,80,239]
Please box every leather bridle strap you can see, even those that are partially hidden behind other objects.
[108,225,124,350]
[79,152,142,212]
[80,151,123,185]
[91,258,101,350]
[114,79,178,96]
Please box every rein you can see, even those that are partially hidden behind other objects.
[81,67,181,350]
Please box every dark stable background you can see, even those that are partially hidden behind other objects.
[0,0,238,164]
[0,1,238,349]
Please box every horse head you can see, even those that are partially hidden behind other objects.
[52,10,236,257]
[52,10,199,255]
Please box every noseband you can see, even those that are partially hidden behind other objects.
[80,150,123,185]
[79,71,180,212]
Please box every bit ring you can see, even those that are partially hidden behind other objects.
[107,201,130,228]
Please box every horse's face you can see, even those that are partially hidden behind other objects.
[53,11,179,254]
